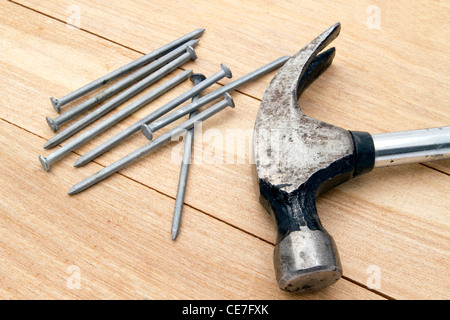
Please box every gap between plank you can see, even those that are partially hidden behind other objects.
[421,163,450,177]
[8,0,143,56]
[341,276,395,300]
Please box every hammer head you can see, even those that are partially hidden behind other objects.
[253,23,358,292]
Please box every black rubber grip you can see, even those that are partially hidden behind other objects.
[350,131,375,177]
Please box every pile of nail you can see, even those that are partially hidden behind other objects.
[40,28,289,239]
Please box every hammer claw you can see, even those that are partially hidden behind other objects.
[297,47,336,99]
[263,22,340,106]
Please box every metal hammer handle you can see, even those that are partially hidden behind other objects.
[372,127,450,167]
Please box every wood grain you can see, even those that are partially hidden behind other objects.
[0,0,448,299]
[12,0,450,145]
[0,119,383,299]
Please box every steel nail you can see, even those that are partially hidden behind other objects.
[50,28,205,113]
[68,94,234,195]
[38,70,192,171]
[74,56,290,167]
[73,63,233,167]
[46,40,199,133]
[141,57,288,139]
[43,46,197,151]
[171,73,206,240]
[141,63,231,140]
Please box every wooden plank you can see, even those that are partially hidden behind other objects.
[0,0,448,299]
[12,0,450,174]
[0,119,382,299]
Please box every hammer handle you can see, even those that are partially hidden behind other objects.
[372,126,450,167]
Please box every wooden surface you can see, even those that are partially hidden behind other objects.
[0,0,448,300]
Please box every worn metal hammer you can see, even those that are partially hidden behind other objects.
[253,23,450,293]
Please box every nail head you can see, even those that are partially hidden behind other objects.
[224,93,235,108]
[50,97,61,113]
[141,124,154,140]
[221,63,232,78]
[186,46,197,61]
[190,73,206,84]
[39,155,50,171]
[46,117,58,133]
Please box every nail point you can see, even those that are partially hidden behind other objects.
[171,224,180,240]
[68,180,87,195]
[189,39,200,47]
[68,186,78,195]
[43,139,56,149]
[73,157,85,168]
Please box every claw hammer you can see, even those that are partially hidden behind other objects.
[253,23,450,293]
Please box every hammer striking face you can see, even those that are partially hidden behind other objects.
[254,23,361,293]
